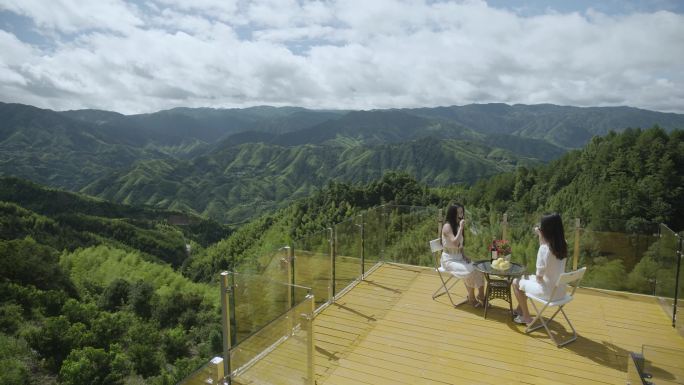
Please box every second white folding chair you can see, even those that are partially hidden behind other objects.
[525,267,587,347]
[430,238,468,307]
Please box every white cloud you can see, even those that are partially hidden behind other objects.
[0,0,143,33]
[151,0,240,23]
[246,0,335,28]
[0,0,683,113]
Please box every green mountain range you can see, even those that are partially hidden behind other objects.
[81,137,539,223]
[407,103,684,148]
[1,101,682,224]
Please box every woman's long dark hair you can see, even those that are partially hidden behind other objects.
[540,213,567,260]
[445,204,465,245]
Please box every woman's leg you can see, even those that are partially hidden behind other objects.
[512,279,533,322]
[512,278,522,314]
[469,271,485,303]
[476,285,485,303]
[466,285,476,305]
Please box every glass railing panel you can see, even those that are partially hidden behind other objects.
[177,356,225,385]
[497,215,538,273]
[654,224,678,298]
[334,217,362,295]
[641,345,684,385]
[231,272,291,344]
[230,292,314,385]
[577,220,661,294]
[256,246,290,273]
[382,205,438,266]
[362,206,386,273]
[293,229,332,310]
[461,207,501,262]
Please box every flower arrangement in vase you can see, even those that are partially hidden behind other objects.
[495,239,512,260]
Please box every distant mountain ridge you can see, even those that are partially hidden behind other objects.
[2,101,683,223]
[407,103,684,147]
[218,110,485,147]
[0,102,166,190]
[58,102,684,149]
[62,105,345,145]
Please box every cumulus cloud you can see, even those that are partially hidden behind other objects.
[0,0,682,113]
[0,0,143,33]
[151,0,240,23]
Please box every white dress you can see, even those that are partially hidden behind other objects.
[440,226,483,289]
[518,244,567,301]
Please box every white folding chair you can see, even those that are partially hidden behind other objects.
[525,267,587,347]
[430,238,468,307]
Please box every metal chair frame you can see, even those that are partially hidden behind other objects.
[525,267,587,347]
[430,238,468,307]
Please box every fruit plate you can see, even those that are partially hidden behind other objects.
[491,263,511,271]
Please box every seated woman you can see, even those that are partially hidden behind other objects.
[441,204,485,307]
[512,213,568,324]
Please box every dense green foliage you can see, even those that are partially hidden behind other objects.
[0,177,230,258]
[0,179,229,384]
[183,172,443,281]
[463,127,683,295]
[466,127,684,231]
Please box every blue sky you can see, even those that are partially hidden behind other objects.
[0,0,683,114]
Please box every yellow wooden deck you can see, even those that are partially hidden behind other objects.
[313,263,684,385]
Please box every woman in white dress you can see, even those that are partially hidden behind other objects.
[441,204,485,307]
[512,213,568,324]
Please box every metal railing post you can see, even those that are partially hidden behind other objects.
[573,218,581,270]
[437,208,443,268]
[220,272,233,384]
[360,213,365,278]
[674,233,682,328]
[286,246,295,307]
[329,227,336,300]
[438,208,443,237]
[304,294,315,385]
[502,213,508,241]
[381,205,387,261]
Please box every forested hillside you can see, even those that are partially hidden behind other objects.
[0,178,230,384]
[0,103,163,190]
[182,172,445,281]
[466,126,684,231]
[82,137,537,223]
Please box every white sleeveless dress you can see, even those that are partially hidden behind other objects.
[517,244,567,301]
[440,230,484,289]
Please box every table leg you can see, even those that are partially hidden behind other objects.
[484,279,491,319]
[507,279,514,317]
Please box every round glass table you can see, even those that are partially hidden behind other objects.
[474,260,526,319]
